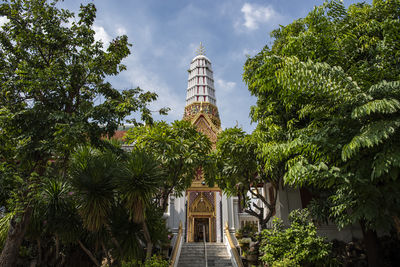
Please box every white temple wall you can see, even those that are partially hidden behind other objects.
[222,194,229,229]
[275,186,302,226]
[216,192,222,242]
[166,194,186,234]
[232,196,240,230]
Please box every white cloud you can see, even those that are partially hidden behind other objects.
[93,25,111,45]
[216,79,236,93]
[240,3,279,30]
[122,57,184,122]
[116,26,127,36]
[0,16,9,27]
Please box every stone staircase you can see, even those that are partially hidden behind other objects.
[177,242,232,267]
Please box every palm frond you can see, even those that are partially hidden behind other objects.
[70,146,119,232]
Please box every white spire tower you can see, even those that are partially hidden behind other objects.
[185,42,216,106]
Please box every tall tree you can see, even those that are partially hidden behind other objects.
[125,120,212,211]
[211,127,279,229]
[243,1,400,266]
[0,0,160,265]
[118,149,165,259]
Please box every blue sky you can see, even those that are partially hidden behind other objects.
[2,0,372,133]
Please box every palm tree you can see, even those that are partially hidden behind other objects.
[117,149,164,260]
[69,145,166,262]
[69,146,122,262]
[26,176,97,266]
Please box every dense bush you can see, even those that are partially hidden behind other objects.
[122,255,169,267]
[259,209,333,266]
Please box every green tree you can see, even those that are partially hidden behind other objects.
[211,127,279,229]
[125,120,212,211]
[0,0,161,265]
[69,146,123,260]
[69,145,168,263]
[243,1,400,266]
[259,209,332,267]
[118,149,165,259]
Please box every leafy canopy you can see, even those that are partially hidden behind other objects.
[125,120,211,210]
[243,0,400,232]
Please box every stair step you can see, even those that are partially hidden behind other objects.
[177,242,232,267]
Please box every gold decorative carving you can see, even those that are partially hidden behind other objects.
[190,192,214,213]
[196,42,206,55]
[195,116,217,143]
[195,167,203,181]
[187,192,217,242]
[183,102,221,128]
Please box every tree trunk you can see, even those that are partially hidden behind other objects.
[105,223,122,257]
[161,193,169,212]
[78,240,100,266]
[161,187,174,212]
[36,238,42,265]
[360,221,382,267]
[0,207,33,267]
[142,222,153,260]
[55,234,60,262]
[238,193,243,213]
[102,242,112,267]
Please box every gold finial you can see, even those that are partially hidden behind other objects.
[196,42,206,55]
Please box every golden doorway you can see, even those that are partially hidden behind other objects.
[187,191,217,242]
[194,218,209,242]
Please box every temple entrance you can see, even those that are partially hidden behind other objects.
[194,218,209,242]
[186,191,218,242]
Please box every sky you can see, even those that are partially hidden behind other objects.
[3,0,372,133]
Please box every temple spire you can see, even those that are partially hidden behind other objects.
[196,42,206,55]
[185,46,216,106]
[184,45,220,127]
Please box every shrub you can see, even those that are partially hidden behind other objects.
[121,255,169,267]
[259,209,333,266]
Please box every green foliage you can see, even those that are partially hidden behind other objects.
[29,177,81,242]
[244,0,400,235]
[210,127,279,228]
[0,212,14,249]
[0,0,163,263]
[122,255,169,267]
[69,146,119,232]
[68,145,169,262]
[118,149,163,223]
[259,209,333,267]
[125,120,211,210]
[212,127,259,194]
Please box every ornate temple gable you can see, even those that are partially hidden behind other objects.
[189,191,215,214]
[184,102,220,127]
[193,115,218,144]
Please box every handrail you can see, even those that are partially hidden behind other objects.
[224,222,244,267]
[203,225,208,267]
[169,221,183,267]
